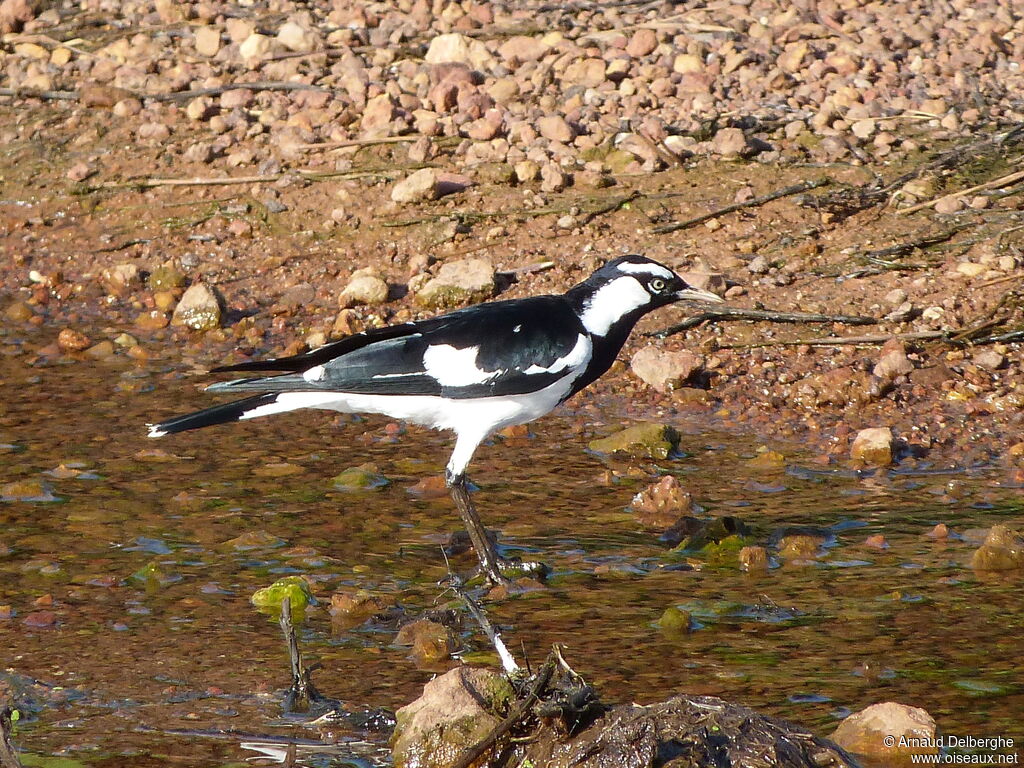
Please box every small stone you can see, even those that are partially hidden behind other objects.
[277,21,318,52]
[884,288,907,305]
[588,423,680,460]
[5,301,34,322]
[850,427,894,467]
[66,161,94,182]
[873,340,914,380]
[955,261,986,278]
[391,168,439,203]
[341,272,389,307]
[970,525,1024,571]
[514,160,541,183]
[497,36,549,63]
[171,283,222,331]
[831,703,937,758]
[934,196,964,215]
[658,606,691,632]
[625,28,658,58]
[537,114,575,144]
[358,94,393,137]
[850,118,876,140]
[972,348,1006,371]
[711,127,751,158]
[673,53,703,74]
[395,618,452,664]
[239,33,272,61]
[58,328,91,352]
[415,258,495,309]
[333,463,389,491]
[194,26,221,57]
[739,546,769,571]
[540,163,570,193]
[630,347,702,392]
[630,475,694,528]
[746,255,770,274]
[562,58,606,88]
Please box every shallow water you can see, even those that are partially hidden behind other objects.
[1,326,1023,766]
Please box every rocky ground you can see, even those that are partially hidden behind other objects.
[2,0,1024,472]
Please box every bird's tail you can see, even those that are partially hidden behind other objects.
[147,393,280,437]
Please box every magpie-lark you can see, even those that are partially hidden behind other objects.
[147,255,723,584]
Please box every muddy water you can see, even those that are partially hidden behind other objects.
[1,326,1023,766]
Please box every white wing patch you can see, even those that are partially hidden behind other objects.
[579,276,651,336]
[523,334,591,375]
[617,261,674,279]
[303,365,327,383]
[422,344,500,387]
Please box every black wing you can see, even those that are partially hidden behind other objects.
[208,296,589,399]
[210,321,422,373]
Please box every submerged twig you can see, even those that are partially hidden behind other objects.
[278,597,339,715]
[650,178,830,235]
[651,307,876,338]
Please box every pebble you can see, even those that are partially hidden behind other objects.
[194,26,221,57]
[415,257,495,309]
[391,168,439,203]
[850,427,895,467]
[171,283,222,331]
[58,327,91,352]
[341,270,389,307]
[630,346,702,393]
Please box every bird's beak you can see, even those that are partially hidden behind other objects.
[675,286,725,304]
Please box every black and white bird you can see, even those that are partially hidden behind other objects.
[148,255,723,583]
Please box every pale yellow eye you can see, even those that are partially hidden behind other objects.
[650,278,666,292]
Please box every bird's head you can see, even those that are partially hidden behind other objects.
[569,254,724,336]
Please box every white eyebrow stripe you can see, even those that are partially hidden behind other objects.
[579,276,651,336]
[616,262,674,279]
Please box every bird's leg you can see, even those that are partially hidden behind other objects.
[446,470,512,586]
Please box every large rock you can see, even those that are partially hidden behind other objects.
[391,667,514,768]
[519,695,857,768]
[415,258,495,309]
[391,168,440,203]
[630,347,702,392]
[970,524,1024,571]
[831,702,937,759]
[850,427,894,466]
[588,423,680,460]
[171,283,222,331]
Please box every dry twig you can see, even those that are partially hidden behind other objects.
[651,178,830,234]
[898,167,1024,215]
[651,307,876,338]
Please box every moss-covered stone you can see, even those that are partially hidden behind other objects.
[332,463,389,491]
[250,576,314,615]
[588,422,681,460]
[392,667,514,768]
